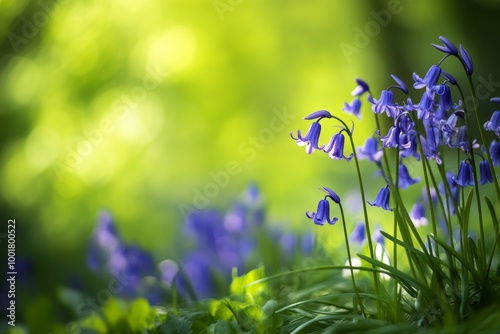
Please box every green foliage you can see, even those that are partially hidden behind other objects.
[79,298,157,334]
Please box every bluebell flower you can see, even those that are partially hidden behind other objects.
[88,211,123,271]
[371,90,396,116]
[323,186,341,203]
[379,125,401,149]
[420,122,442,164]
[390,74,409,94]
[291,121,323,154]
[368,186,392,211]
[343,99,362,118]
[179,252,218,299]
[306,188,341,226]
[358,137,382,163]
[223,202,247,233]
[399,133,420,161]
[436,84,452,112]
[323,132,353,161]
[185,209,224,252]
[349,222,366,245]
[479,160,494,185]
[413,65,441,90]
[490,140,500,166]
[459,44,474,75]
[301,232,315,255]
[442,70,457,85]
[397,114,415,134]
[398,163,420,189]
[409,202,427,227]
[417,91,434,119]
[438,171,460,214]
[351,78,370,96]
[306,198,337,225]
[490,97,500,104]
[484,111,500,136]
[431,36,459,55]
[453,160,474,187]
[452,126,469,154]
[304,110,333,120]
[279,232,297,256]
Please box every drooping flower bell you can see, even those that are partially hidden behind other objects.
[409,202,428,227]
[453,159,474,187]
[398,163,420,189]
[459,44,474,75]
[358,137,382,163]
[371,90,395,115]
[349,222,366,245]
[368,186,392,211]
[351,78,370,96]
[323,132,353,161]
[479,160,494,185]
[290,121,323,154]
[343,99,362,119]
[306,187,340,226]
[484,111,500,136]
[379,125,401,149]
[490,140,500,166]
[431,36,459,56]
[413,65,441,90]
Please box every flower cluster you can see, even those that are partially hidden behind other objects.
[293,36,499,235]
[289,35,500,325]
[88,211,157,301]
[88,185,315,301]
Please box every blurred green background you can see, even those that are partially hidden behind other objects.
[1,0,500,302]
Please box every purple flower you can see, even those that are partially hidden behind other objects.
[323,132,353,161]
[398,163,420,189]
[291,121,323,154]
[351,78,370,96]
[438,171,460,215]
[453,160,474,187]
[368,186,392,211]
[431,36,458,55]
[413,65,441,90]
[343,99,362,118]
[306,198,337,226]
[417,91,434,119]
[379,125,401,149]
[304,110,333,120]
[436,84,452,112]
[371,90,396,116]
[306,188,341,226]
[399,134,420,161]
[479,160,494,185]
[490,140,500,166]
[459,44,474,75]
[484,111,500,136]
[323,186,341,204]
[358,137,382,163]
[223,203,247,233]
[420,123,442,164]
[410,202,427,227]
[349,222,366,245]
[301,232,315,255]
[390,74,409,94]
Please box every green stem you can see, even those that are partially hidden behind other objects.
[339,203,365,317]
[346,129,381,318]
[458,80,487,272]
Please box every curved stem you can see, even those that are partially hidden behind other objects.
[346,130,381,317]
